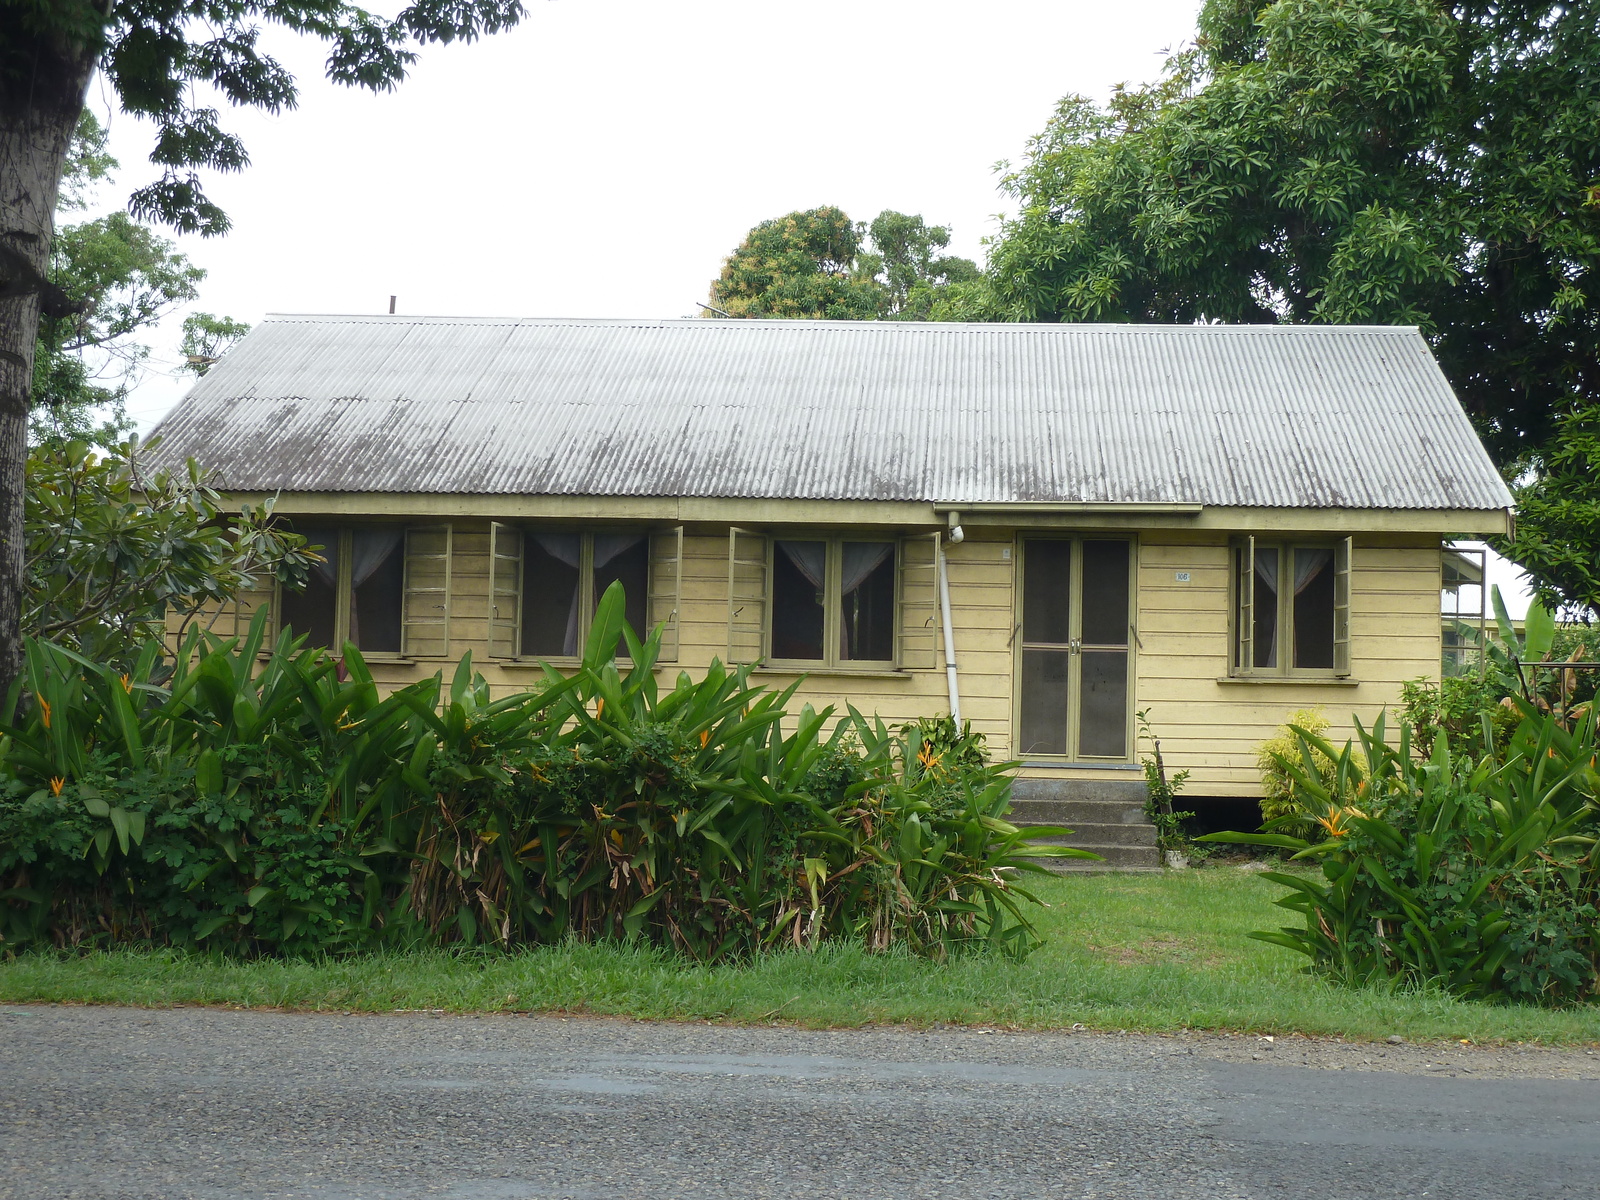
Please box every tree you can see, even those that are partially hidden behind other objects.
[709,207,882,320]
[180,313,252,377]
[708,207,980,321]
[1493,401,1600,616]
[857,210,983,321]
[984,0,1600,470]
[25,437,315,670]
[32,113,207,446]
[1,0,528,701]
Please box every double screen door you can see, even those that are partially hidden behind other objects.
[1017,538,1134,760]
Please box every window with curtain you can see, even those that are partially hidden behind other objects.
[771,538,897,666]
[1233,540,1343,674]
[276,525,409,654]
[521,530,649,658]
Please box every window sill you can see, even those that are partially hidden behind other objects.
[489,659,680,669]
[754,666,917,680]
[1020,759,1139,769]
[1216,676,1360,686]
[256,651,426,663]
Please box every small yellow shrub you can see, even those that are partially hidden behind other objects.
[1256,708,1335,837]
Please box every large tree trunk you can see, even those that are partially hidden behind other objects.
[0,21,101,705]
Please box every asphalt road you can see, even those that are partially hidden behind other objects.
[2,1007,1598,1200]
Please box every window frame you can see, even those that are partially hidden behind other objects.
[492,525,679,666]
[763,533,903,671]
[1230,535,1352,679]
[273,522,447,661]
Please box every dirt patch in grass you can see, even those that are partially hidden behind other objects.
[1084,935,1228,969]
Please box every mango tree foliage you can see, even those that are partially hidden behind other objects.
[709,207,884,320]
[985,0,1600,468]
[709,206,980,320]
[1495,401,1600,615]
[25,438,315,670]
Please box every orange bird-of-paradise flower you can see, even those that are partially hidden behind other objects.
[699,729,710,748]
[39,699,51,729]
[595,699,604,719]
[119,674,132,693]
[917,743,943,775]
[1315,804,1367,838]
[48,777,65,797]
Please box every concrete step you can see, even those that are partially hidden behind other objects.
[1008,776,1162,871]
[1030,840,1164,871]
[1024,823,1157,848]
[1011,777,1148,804]
[1008,797,1149,827]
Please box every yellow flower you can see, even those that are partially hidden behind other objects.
[119,674,132,693]
[48,777,66,797]
[699,729,710,748]
[609,829,624,847]
[595,699,604,719]
[39,699,50,729]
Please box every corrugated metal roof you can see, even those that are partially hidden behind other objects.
[147,315,1513,510]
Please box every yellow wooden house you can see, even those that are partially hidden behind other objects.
[150,315,1513,807]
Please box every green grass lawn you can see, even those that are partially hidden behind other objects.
[2,869,1596,1044]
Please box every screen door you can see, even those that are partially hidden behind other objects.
[1017,538,1132,759]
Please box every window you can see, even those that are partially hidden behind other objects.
[725,529,939,671]
[276,524,451,656]
[1232,536,1351,676]
[488,525,682,662]
[768,538,898,666]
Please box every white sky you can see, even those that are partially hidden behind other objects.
[80,0,1533,615]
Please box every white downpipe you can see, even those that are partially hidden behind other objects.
[938,529,962,723]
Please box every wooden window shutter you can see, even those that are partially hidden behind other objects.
[402,524,452,658]
[649,526,684,663]
[897,532,940,670]
[1234,535,1255,676]
[726,527,767,665]
[1333,535,1353,677]
[488,522,522,660]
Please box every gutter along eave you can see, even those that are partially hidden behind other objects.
[219,491,1514,536]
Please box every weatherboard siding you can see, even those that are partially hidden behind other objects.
[202,522,1442,799]
[1130,536,1442,797]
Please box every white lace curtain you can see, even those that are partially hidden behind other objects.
[1253,548,1331,596]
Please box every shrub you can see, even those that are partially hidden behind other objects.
[1399,674,1518,759]
[25,437,316,669]
[1205,707,1600,1005]
[0,584,1091,961]
[1255,708,1334,839]
[1136,709,1193,856]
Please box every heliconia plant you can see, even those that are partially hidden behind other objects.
[0,582,1094,960]
[1202,706,1600,1005]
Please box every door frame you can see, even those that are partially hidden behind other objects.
[1011,532,1139,763]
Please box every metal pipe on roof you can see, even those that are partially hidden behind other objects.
[938,535,961,725]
